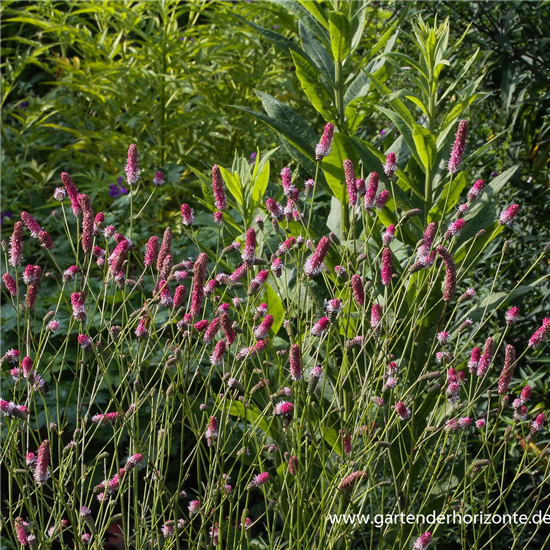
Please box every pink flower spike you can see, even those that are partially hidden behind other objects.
[364,172,379,211]
[413,531,432,550]
[153,171,165,186]
[205,416,218,447]
[499,204,519,226]
[343,159,357,207]
[395,401,411,421]
[436,245,457,302]
[448,120,468,174]
[505,306,519,325]
[34,439,50,485]
[61,172,81,216]
[315,122,334,161]
[273,401,294,418]
[528,318,550,348]
[190,253,208,316]
[39,230,54,249]
[212,165,226,211]
[9,221,24,267]
[144,236,159,267]
[351,274,364,306]
[311,316,330,337]
[467,179,485,202]
[180,204,195,226]
[382,224,395,246]
[445,218,466,239]
[254,315,274,339]
[289,344,302,381]
[384,152,397,178]
[242,228,256,264]
[2,273,17,295]
[476,337,494,377]
[381,247,392,286]
[125,143,140,185]
[376,190,390,210]
[247,472,269,489]
[210,340,226,365]
[304,236,330,277]
[21,211,42,238]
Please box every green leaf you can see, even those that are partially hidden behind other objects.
[291,50,335,121]
[321,133,357,204]
[298,1,329,30]
[428,171,467,222]
[218,166,244,208]
[228,401,272,436]
[299,21,334,80]
[326,196,342,238]
[264,283,285,337]
[412,124,437,173]
[328,11,351,62]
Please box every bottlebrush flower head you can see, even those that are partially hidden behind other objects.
[26,281,40,310]
[384,152,397,178]
[315,122,334,160]
[211,165,226,211]
[54,187,67,201]
[334,265,348,280]
[376,190,390,210]
[124,453,143,472]
[190,252,208,316]
[505,306,519,325]
[180,204,194,225]
[158,279,173,307]
[273,401,294,418]
[308,365,323,394]
[108,240,128,278]
[254,314,273,339]
[468,346,481,373]
[304,236,330,277]
[271,257,284,277]
[531,413,546,434]
[476,337,494,377]
[458,288,476,303]
[351,274,365,306]
[220,312,236,345]
[344,159,357,207]
[210,340,226,365]
[34,439,50,485]
[188,500,201,516]
[248,269,269,295]
[2,348,19,364]
[436,245,456,302]
[202,317,220,343]
[247,472,269,489]
[2,273,17,295]
[205,416,218,447]
[304,178,315,197]
[15,518,30,546]
[289,344,302,380]
[311,316,330,337]
[0,399,29,419]
[61,172,81,216]
[467,179,485,202]
[71,292,87,322]
[39,230,54,249]
[281,167,298,201]
[520,385,531,404]
[382,224,395,246]
[242,228,256,264]
[364,172,379,211]
[21,211,42,238]
[78,334,92,349]
[528,318,550,348]
[9,221,23,267]
[437,331,450,345]
[153,170,165,186]
[381,247,392,286]
[339,470,367,492]
[21,356,33,378]
[144,236,159,267]
[78,194,94,254]
[80,506,97,534]
[448,120,468,174]
[395,401,411,420]
[265,198,284,220]
[92,412,121,425]
[125,143,140,185]
[135,313,150,338]
[414,531,432,550]
[354,177,366,196]
[445,218,466,239]
[22,265,41,285]
[157,227,173,273]
[371,303,382,334]
[498,344,516,394]
[499,204,519,226]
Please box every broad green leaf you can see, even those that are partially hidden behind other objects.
[251,158,270,204]
[291,50,335,121]
[412,124,437,173]
[264,283,284,336]
[328,11,351,62]
[228,401,272,437]
[322,133,357,204]
[326,196,342,238]
[218,166,244,207]
[299,21,334,80]
[298,1,329,30]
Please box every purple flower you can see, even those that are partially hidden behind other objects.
[249,152,257,164]
[0,211,13,224]
[109,183,128,198]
